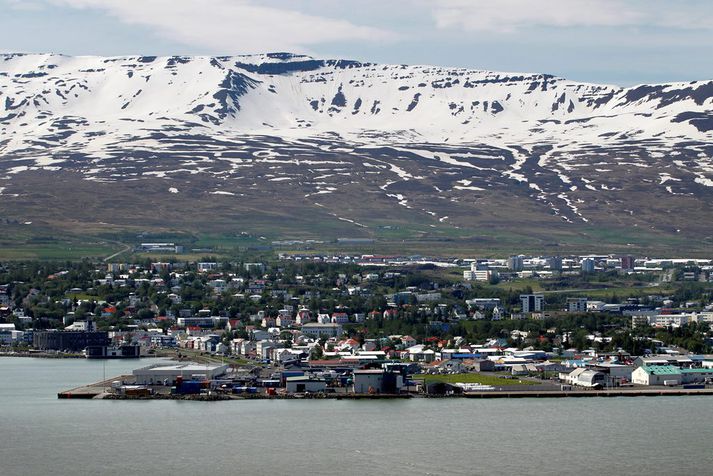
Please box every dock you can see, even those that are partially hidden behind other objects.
[59,377,713,400]
[57,375,132,399]
[461,388,713,398]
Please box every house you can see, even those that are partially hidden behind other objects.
[296,309,312,324]
[383,309,398,319]
[331,312,349,324]
[274,348,305,364]
[401,335,417,348]
[337,338,360,353]
[362,340,378,351]
[256,340,277,360]
[492,307,504,321]
[407,345,436,363]
[261,317,277,328]
[276,315,294,328]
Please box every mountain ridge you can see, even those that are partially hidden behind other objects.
[0,52,712,253]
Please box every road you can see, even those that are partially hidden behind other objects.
[103,241,131,262]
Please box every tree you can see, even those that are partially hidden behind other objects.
[309,345,323,360]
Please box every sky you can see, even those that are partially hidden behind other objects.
[1,0,712,86]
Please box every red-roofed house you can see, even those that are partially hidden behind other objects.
[401,335,417,348]
[331,312,349,324]
[383,309,398,319]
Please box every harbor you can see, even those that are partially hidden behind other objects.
[57,367,713,400]
[7,356,713,476]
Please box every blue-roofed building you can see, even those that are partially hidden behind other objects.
[451,353,484,360]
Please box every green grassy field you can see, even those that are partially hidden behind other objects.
[413,373,537,386]
[0,219,709,262]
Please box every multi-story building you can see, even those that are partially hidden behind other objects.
[508,255,524,272]
[520,294,545,313]
[301,323,344,338]
[581,258,596,273]
[33,330,110,352]
[567,298,588,313]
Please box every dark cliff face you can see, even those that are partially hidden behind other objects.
[212,71,261,119]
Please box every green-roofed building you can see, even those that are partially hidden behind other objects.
[632,365,682,386]
[681,368,713,384]
[633,365,713,386]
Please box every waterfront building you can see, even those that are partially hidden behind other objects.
[132,363,228,385]
[33,330,109,352]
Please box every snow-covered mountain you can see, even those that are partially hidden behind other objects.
[1,52,712,247]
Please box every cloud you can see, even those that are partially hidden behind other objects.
[3,0,46,10]
[429,0,713,33]
[47,0,396,53]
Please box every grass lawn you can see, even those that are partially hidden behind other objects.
[413,373,537,386]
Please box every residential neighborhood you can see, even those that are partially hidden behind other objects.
[2,254,713,397]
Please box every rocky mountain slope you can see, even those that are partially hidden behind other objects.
[1,53,712,251]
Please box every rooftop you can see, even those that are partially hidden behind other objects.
[135,362,226,372]
[640,365,682,375]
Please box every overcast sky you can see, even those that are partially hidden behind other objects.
[2,0,712,85]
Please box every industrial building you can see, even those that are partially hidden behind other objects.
[632,365,713,386]
[132,363,229,385]
[33,330,110,352]
[353,369,405,394]
[285,376,328,393]
[84,344,141,359]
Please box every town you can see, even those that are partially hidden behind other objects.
[2,253,713,398]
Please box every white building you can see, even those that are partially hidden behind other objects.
[301,323,343,338]
[463,270,497,281]
[132,363,228,385]
[521,294,545,313]
[567,298,588,313]
[631,365,682,386]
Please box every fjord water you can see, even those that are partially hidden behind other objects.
[2,358,712,476]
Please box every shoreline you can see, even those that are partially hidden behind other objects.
[0,351,167,360]
[57,374,713,400]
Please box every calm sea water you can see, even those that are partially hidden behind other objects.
[2,357,713,476]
